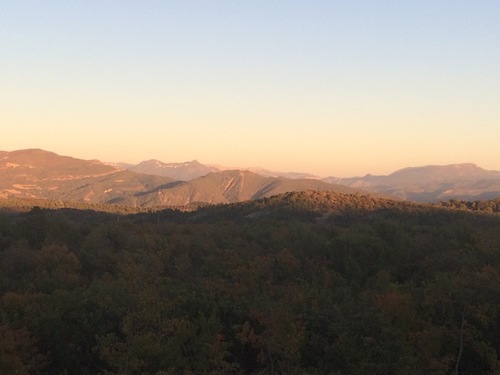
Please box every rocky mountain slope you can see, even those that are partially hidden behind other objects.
[0,149,366,207]
[131,169,359,207]
[0,149,176,205]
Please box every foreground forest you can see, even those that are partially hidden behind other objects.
[1,191,500,374]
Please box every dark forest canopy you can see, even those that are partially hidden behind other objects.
[1,191,500,374]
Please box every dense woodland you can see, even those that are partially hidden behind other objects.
[1,191,500,374]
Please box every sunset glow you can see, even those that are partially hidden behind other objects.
[1,1,499,177]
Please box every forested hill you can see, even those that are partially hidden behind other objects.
[2,189,499,216]
[1,191,500,374]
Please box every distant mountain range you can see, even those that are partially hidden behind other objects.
[125,156,500,202]
[324,163,500,202]
[1,149,499,206]
[128,159,220,181]
[0,149,176,205]
[126,159,320,181]
[131,169,355,207]
[0,149,364,207]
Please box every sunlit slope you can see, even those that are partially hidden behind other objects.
[0,149,373,207]
[134,170,369,206]
[0,149,176,204]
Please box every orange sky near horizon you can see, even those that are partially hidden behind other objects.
[1,1,499,178]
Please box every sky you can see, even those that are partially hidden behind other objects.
[1,1,499,177]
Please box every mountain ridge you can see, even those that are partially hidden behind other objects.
[128,159,220,180]
[0,149,176,204]
[2,149,500,204]
[127,159,321,181]
[324,163,500,201]
[0,149,370,207]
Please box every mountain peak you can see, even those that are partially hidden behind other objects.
[0,149,109,169]
[389,163,491,180]
[129,159,220,180]
[323,162,500,202]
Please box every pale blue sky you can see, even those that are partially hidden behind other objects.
[1,1,499,177]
